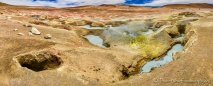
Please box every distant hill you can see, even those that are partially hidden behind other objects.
[145,6,162,8]
[162,3,213,8]
[0,2,213,9]
[0,2,9,6]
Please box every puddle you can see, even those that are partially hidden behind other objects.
[85,35,106,48]
[175,34,184,40]
[80,25,113,29]
[80,25,90,29]
[89,27,105,29]
[140,44,183,73]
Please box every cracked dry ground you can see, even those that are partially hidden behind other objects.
[1,10,213,86]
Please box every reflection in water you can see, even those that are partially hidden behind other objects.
[140,44,183,73]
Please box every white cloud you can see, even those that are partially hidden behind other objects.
[136,0,213,6]
[0,0,126,8]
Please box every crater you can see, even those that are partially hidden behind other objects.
[15,51,63,72]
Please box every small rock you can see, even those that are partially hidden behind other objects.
[18,33,24,36]
[28,32,33,36]
[18,21,22,24]
[44,34,52,39]
[30,27,41,35]
[7,17,11,19]
[14,29,18,31]
[23,24,32,27]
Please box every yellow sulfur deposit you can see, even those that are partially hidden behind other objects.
[130,35,166,58]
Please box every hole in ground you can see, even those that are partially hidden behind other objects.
[177,25,186,34]
[15,51,63,72]
[168,33,177,38]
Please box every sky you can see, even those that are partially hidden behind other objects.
[0,0,212,8]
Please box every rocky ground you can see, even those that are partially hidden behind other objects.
[0,2,213,86]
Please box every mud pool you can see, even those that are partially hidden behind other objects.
[140,44,184,73]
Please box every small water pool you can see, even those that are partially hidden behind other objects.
[80,25,103,29]
[80,25,90,29]
[80,25,113,29]
[85,35,106,48]
[175,34,184,40]
[140,44,184,73]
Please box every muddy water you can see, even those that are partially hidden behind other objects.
[140,44,184,73]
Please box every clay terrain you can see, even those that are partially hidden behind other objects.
[0,2,213,86]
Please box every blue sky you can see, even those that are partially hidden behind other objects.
[125,0,153,4]
[0,0,212,8]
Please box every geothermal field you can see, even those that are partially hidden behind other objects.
[0,2,213,86]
